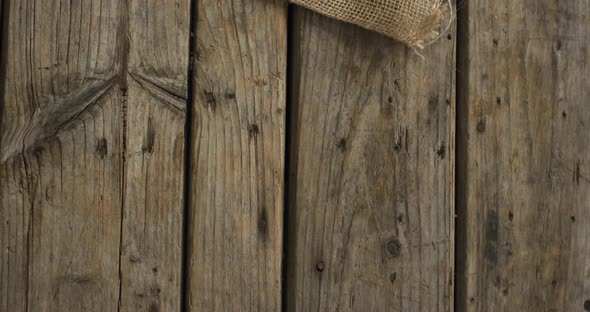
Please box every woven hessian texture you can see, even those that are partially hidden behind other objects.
[291,0,450,48]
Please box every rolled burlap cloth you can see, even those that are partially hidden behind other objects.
[289,0,453,49]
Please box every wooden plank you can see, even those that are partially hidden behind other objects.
[186,0,287,310]
[0,1,123,310]
[456,0,590,311]
[119,0,190,311]
[285,7,456,312]
[0,0,190,310]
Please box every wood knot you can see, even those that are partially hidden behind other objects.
[476,119,486,133]
[385,239,402,257]
[336,138,347,152]
[389,272,397,284]
[33,146,45,159]
[203,90,216,111]
[393,139,402,153]
[96,138,107,159]
[257,207,268,241]
[225,90,236,100]
[316,261,325,272]
[142,118,156,154]
[436,142,446,159]
[248,124,259,139]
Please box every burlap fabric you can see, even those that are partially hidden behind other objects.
[290,0,452,48]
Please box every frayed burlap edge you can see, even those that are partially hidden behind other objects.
[289,0,453,51]
[411,0,453,50]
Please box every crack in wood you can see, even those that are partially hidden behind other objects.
[1,76,118,163]
[128,72,186,114]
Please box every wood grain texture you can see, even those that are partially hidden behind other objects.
[456,0,590,311]
[119,0,189,311]
[0,1,123,310]
[186,0,287,310]
[0,0,190,310]
[285,7,455,312]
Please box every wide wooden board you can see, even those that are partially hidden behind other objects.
[285,7,456,312]
[0,1,123,310]
[0,1,190,310]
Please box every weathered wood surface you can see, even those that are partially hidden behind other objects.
[285,7,455,312]
[120,0,189,311]
[456,0,590,311]
[186,0,287,310]
[0,1,123,310]
[0,0,189,311]
[3,0,589,311]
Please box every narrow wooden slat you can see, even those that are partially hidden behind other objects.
[119,0,190,311]
[285,7,456,312]
[456,0,590,311]
[0,1,123,310]
[186,0,287,310]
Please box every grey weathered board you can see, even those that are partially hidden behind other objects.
[456,0,590,311]
[285,7,455,312]
[0,0,189,311]
[185,0,287,310]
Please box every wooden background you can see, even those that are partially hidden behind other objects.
[0,0,588,311]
